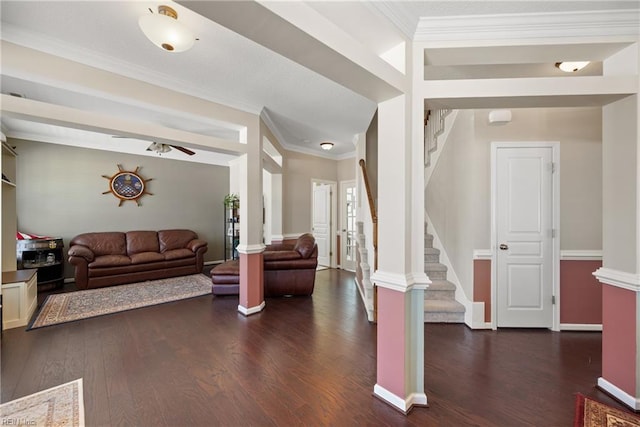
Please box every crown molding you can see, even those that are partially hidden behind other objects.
[415,10,640,43]
[1,24,262,116]
[364,1,416,40]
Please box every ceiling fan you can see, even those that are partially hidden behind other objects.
[112,136,195,156]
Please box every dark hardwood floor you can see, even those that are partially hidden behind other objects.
[1,269,631,426]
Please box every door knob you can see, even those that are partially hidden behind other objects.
[499,244,509,250]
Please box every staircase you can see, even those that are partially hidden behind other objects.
[424,232,465,323]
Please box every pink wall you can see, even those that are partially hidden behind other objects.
[473,259,603,325]
[602,284,636,396]
[473,260,491,323]
[560,260,602,324]
[376,286,405,397]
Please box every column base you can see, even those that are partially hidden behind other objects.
[598,377,640,410]
[238,301,265,316]
[373,384,427,414]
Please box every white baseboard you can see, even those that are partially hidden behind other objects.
[373,384,428,413]
[598,377,640,410]
[237,301,265,316]
[204,260,225,266]
[560,323,602,331]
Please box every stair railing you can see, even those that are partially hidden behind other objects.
[424,108,452,168]
[359,159,378,321]
[358,159,377,271]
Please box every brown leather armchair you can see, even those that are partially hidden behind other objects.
[263,233,318,296]
[210,233,318,296]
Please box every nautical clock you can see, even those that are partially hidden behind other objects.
[102,164,153,206]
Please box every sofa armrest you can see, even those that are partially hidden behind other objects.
[68,245,95,263]
[187,239,208,253]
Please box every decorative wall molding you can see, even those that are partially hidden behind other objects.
[560,250,603,261]
[235,244,266,255]
[593,267,640,292]
[415,10,640,43]
[371,270,429,292]
[473,249,492,260]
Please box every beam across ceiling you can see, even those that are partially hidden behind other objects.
[180,1,406,102]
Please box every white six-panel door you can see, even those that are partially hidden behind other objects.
[312,183,331,266]
[495,144,556,328]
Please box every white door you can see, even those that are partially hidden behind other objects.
[495,146,555,328]
[340,181,357,271]
[312,183,331,266]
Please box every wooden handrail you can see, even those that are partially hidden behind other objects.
[359,159,378,271]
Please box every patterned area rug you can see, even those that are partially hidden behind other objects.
[574,394,640,427]
[29,274,212,329]
[0,379,84,426]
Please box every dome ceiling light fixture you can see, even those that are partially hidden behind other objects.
[320,142,334,151]
[555,61,590,73]
[139,5,196,53]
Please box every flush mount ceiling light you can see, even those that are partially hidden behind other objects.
[320,142,334,151]
[139,5,195,52]
[555,61,590,73]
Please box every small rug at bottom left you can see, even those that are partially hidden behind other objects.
[0,379,85,427]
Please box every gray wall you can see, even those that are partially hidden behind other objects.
[12,139,229,278]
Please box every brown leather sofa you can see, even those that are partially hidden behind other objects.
[211,233,318,296]
[68,229,208,290]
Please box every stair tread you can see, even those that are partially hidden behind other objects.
[424,247,440,255]
[424,299,465,313]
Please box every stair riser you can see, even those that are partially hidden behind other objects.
[425,235,434,247]
[424,312,465,323]
[425,290,456,300]
[425,254,440,263]
[425,270,447,280]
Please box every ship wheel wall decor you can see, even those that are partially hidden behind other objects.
[102,164,153,206]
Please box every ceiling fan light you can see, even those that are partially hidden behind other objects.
[139,6,195,53]
[555,61,590,73]
[320,142,334,150]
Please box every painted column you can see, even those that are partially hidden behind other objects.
[237,118,265,316]
[371,92,429,413]
[593,43,640,410]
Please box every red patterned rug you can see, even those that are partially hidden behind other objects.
[574,394,640,427]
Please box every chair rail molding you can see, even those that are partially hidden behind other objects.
[593,267,640,292]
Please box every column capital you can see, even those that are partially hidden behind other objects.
[236,244,266,255]
[371,270,430,293]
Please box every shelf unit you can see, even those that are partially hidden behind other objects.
[17,238,65,289]
[224,200,240,261]
[2,139,18,272]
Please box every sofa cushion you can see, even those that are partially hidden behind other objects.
[130,252,165,265]
[126,231,159,255]
[211,260,240,275]
[293,233,316,259]
[71,232,127,256]
[163,248,195,261]
[158,229,198,252]
[89,254,131,268]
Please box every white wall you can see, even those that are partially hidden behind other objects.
[13,139,229,277]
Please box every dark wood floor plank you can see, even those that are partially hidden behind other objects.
[1,269,635,426]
